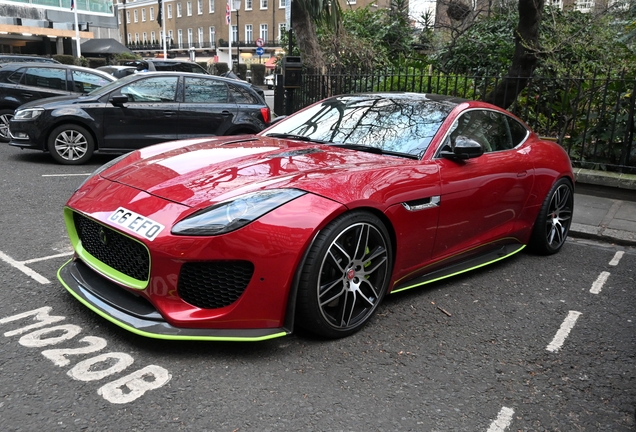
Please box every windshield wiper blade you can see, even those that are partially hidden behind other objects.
[264,133,331,144]
[332,143,419,160]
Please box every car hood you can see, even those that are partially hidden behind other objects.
[101,136,429,209]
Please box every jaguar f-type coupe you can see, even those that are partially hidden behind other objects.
[58,93,574,341]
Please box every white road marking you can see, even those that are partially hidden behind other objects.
[22,251,73,264]
[487,407,515,432]
[68,352,135,382]
[0,250,50,284]
[547,311,582,352]
[98,365,172,404]
[590,271,610,295]
[0,250,73,285]
[609,251,624,266]
[42,173,90,177]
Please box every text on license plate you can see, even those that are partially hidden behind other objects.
[108,207,165,241]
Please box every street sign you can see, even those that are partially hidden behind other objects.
[256,47,264,56]
[255,38,264,47]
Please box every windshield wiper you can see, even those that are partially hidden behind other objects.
[332,143,419,160]
[264,133,331,144]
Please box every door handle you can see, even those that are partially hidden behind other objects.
[221,111,233,116]
[517,171,527,178]
[163,110,176,116]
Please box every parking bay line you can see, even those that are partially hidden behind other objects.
[609,251,624,266]
[0,250,73,285]
[487,407,515,432]
[546,311,582,352]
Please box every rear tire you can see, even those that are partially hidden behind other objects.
[529,178,573,255]
[47,124,95,165]
[296,211,392,339]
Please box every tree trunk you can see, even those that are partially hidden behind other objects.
[484,0,544,109]
[291,2,327,71]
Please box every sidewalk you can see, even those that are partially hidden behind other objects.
[571,192,636,246]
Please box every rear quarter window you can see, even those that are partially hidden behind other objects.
[228,84,259,104]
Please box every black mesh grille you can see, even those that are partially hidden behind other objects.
[74,212,150,281]
[178,261,254,309]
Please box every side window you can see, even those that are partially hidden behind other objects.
[443,110,512,153]
[507,117,529,148]
[184,78,228,103]
[117,76,178,102]
[5,69,25,84]
[24,67,67,91]
[71,70,112,94]
[228,84,258,104]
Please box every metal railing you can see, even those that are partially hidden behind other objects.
[288,67,636,174]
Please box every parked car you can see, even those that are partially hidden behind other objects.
[121,59,208,74]
[0,55,59,64]
[265,74,275,89]
[9,72,271,164]
[56,93,574,341]
[96,65,139,79]
[0,62,115,142]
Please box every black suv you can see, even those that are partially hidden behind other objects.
[0,63,115,142]
[122,59,208,74]
[9,72,271,164]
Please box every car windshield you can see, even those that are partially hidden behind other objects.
[262,95,453,158]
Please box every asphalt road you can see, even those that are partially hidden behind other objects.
[0,143,634,431]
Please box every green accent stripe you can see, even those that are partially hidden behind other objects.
[390,245,525,294]
[64,208,149,290]
[57,261,287,342]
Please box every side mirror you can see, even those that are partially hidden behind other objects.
[110,95,129,106]
[440,135,484,160]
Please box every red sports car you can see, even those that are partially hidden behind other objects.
[58,93,574,341]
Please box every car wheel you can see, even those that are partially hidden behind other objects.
[47,124,95,165]
[529,178,573,255]
[296,211,392,338]
[0,108,14,143]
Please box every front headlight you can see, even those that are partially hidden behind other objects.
[14,108,44,121]
[172,189,306,236]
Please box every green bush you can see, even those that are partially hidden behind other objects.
[86,57,107,68]
[236,63,248,80]
[53,54,75,65]
[213,62,229,75]
[251,64,266,85]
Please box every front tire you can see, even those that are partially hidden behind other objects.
[529,178,573,255]
[296,211,392,339]
[47,124,95,165]
[0,108,14,143]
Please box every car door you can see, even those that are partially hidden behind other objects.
[101,75,180,150]
[431,109,534,260]
[178,76,237,139]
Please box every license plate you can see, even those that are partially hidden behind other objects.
[108,207,165,241]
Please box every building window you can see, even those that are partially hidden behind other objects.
[232,25,237,43]
[187,28,193,47]
[245,24,253,43]
[245,0,252,9]
[167,4,173,18]
[177,3,182,17]
[141,8,146,21]
[127,33,132,44]
[279,0,285,7]
[347,0,356,4]
[209,26,215,47]
[209,0,214,13]
[135,32,139,43]
[260,0,267,9]
[168,30,174,45]
[278,23,285,42]
[197,0,203,14]
[143,32,148,43]
[151,31,156,43]
[133,10,138,23]
[198,27,204,47]
[178,29,183,48]
[575,0,593,11]
[260,24,268,41]
[150,6,155,21]
[187,1,192,16]
[126,11,130,23]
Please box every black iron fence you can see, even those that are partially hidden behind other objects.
[288,67,636,174]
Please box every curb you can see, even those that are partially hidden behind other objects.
[569,223,636,247]
[573,168,636,191]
